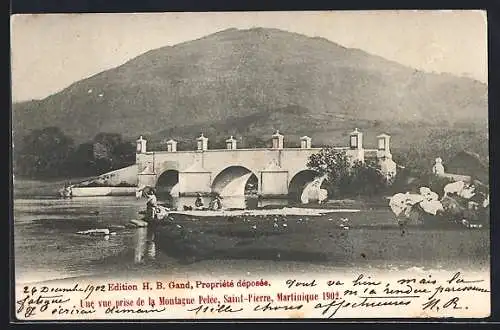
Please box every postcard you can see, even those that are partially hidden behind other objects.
[11,10,490,320]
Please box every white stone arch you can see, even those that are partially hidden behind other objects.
[288,169,327,203]
[211,165,260,197]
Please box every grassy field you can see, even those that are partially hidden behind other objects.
[153,210,489,269]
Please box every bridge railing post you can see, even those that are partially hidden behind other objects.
[272,130,284,149]
[136,136,147,153]
[376,133,396,180]
[346,128,364,164]
[197,133,208,151]
[166,139,177,152]
[226,136,237,150]
[376,133,391,158]
[300,136,312,149]
[349,128,363,150]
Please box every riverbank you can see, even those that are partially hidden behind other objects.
[13,193,490,284]
[12,177,93,198]
[168,207,361,217]
[13,175,392,205]
[323,197,389,209]
[153,210,489,268]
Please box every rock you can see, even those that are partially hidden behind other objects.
[108,225,126,230]
[77,228,110,236]
[129,219,149,228]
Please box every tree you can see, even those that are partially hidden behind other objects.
[92,142,114,173]
[307,147,388,198]
[13,128,138,179]
[66,142,95,177]
[344,159,388,197]
[94,133,123,151]
[90,133,135,172]
[14,127,74,178]
[112,140,135,167]
[306,147,351,197]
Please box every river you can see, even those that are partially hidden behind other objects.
[12,179,490,284]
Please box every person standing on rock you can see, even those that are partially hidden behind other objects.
[146,189,158,221]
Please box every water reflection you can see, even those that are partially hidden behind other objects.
[160,196,290,210]
[133,227,156,264]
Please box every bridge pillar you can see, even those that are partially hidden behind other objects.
[259,161,289,198]
[137,164,157,188]
[136,141,156,188]
[178,160,211,196]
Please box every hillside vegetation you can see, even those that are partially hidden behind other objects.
[12,28,488,179]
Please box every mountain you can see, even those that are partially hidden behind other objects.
[12,27,488,149]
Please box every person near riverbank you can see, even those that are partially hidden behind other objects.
[195,193,204,210]
[146,189,158,221]
[209,193,223,210]
[59,182,72,199]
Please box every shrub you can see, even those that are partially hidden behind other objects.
[307,148,387,199]
[342,159,388,197]
[306,147,351,198]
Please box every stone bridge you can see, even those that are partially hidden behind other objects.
[130,129,396,201]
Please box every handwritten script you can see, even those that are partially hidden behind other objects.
[15,272,489,319]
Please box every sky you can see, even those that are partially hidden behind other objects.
[11,10,487,103]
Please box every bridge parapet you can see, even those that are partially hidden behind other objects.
[134,129,396,197]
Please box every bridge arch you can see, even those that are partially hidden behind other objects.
[288,169,327,204]
[211,166,259,197]
[156,169,180,197]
